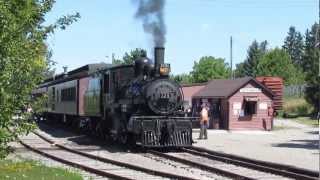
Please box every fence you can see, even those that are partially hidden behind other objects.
[284,84,306,97]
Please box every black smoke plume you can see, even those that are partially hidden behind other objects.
[133,0,166,47]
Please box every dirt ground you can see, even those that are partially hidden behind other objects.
[192,118,319,171]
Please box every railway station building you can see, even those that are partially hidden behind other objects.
[181,77,274,131]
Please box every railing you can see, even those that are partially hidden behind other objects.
[284,84,306,97]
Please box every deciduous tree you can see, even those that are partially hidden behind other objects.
[171,73,193,84]
[191,56,230,83]
[122,48,147,65]
[0,0,79,158]
[256,48,304,85]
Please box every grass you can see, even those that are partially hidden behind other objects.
[275,116,319,129]
[273,125,292,131]
[276,97,318,128]
[0,159,83,180]
[292,116,319,127]
[282,97,314,117]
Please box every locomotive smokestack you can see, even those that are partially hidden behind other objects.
[154,47,164,75]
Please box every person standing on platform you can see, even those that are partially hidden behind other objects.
[199,105,209,139]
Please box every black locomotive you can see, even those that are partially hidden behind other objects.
[34,47,194,147]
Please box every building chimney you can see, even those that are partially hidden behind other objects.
[63,66,68,77]
[154,47,164,76]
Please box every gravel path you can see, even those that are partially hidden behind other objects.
[35,123,228,179]
[20,133,167,180]
[193,119,319,171]
[8,141,105,180]
[9,119,317,180]
[167,152,291,180]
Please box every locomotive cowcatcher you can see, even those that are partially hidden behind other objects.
[33,47,195,147]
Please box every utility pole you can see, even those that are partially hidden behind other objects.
[316,0,320,179]
[230,36,233,79]
[112,53,115,64]
[318,0,320,77]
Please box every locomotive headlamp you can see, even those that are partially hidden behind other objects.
[159,63,170,76]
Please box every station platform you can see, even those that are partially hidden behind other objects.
[191,119,319,171]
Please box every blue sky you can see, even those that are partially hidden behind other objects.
[45,0,318,75]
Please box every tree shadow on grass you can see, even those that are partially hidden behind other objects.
[272,139,319,150]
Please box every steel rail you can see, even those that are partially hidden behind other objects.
[19,138,133,180]
[148,150,255,180]
[33,131,197,180]
[187,146,319,180]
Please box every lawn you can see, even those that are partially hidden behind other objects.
[273,125,292,131]
[277,97,319,128]
[283,97,314,117]
[0,159,83,180]
[292,116,319,127]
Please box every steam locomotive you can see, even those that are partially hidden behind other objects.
[33,47,194,147]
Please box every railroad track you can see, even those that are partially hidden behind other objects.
[186,146,319,180]
[148,148,318,180]
[31,124,232,180]
[19,124,319,180]
[148,150,259,180]
[19,132,197,180]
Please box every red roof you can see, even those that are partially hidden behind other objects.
[192,77,274,98]
[181,85,206,104]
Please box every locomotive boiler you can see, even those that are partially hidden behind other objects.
[35,47,194,147]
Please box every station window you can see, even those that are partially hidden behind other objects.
[61,87,76,101]
[244,101,257,115]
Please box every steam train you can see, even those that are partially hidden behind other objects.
[33,47,194,147]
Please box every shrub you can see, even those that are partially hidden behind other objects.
[283,97,313,117]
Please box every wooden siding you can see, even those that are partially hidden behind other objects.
[228,82,273,130]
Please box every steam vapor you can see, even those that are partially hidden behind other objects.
[133,0,166,47]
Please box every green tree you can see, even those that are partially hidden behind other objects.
[283,26,304,67]
[0,0,79,158]
[191,56,230,83]
[171,73,193,84]
[243,40,268,77]
[256,48,304,85]
[122,48,147,65]
[111,56,123,65]
[234,62,246,78]
[303,23,320,114]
